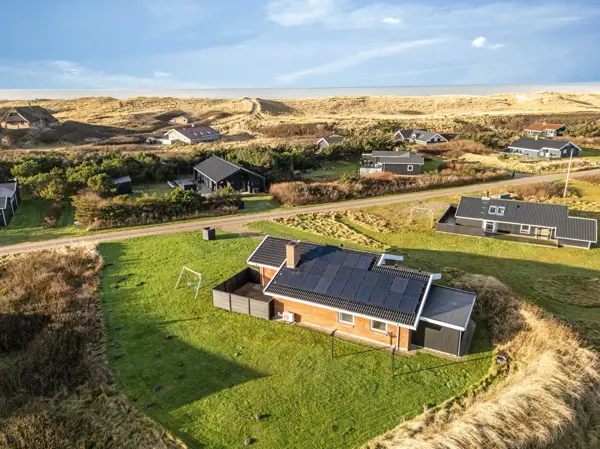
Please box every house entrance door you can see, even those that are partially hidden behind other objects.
[483,221,497,233]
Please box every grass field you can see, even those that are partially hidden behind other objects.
[0,199,81,246]
[100,232,492,449]
[300,160,360,181]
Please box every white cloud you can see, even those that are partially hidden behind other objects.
[382,17,402,24]
[153,71,171,78]
[472,36,504,50]
[277,38,445,83]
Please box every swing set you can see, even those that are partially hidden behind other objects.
[174,266,203,300]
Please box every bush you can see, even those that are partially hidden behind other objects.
[579,173,600,185]
[42,202,65,228]
[271,167,507,206]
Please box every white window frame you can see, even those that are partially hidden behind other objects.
[488,206,497,214]
[496,206,505,216]
[338,312,354,325]
[407,165,414,172]
[370,319,387,333]
[520,224,531,234]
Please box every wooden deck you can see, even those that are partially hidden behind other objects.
[232,283,272,303]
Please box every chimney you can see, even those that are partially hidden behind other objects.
[191,123,195,127]
[286,241,300,268]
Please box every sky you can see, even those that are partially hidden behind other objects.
[2,0,600,89]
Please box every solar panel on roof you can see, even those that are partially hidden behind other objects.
[277,271,294,284]
[288,273,306,288]
[398,295,419,313]
[340,270,365,300]
[362,271,380,286]
[342,253,360,267]
[383,292,401,309]
[301,275,321,291]
[298,259,317,273]
[313,276,334,294]
[322,264,340,280]
[330,251,348,265]
[375,275,393,291]
[336,265,353,281]
[326,280,347,297]
[355,285,374,303]
[405,280,425,295]
[355,255,374,270]
[390,277,409,294]
[369,288,388,306]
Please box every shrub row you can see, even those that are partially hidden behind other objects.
[72,188,242,230]
[270,168,507,206]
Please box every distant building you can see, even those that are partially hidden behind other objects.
[393,129,427,141]
[504,137,581,159]
[169,114,191,125]
[193,155,265,193]
[437,196,597,249]
[410,131,447,145]
[360,151,425,176]
[0,106,58,130]
[524,122,566,138]
[316,135,344,149]
[0,181,20,227]
[112,176,133,195]
[164,125,221,144]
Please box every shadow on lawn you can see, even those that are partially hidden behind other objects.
[101,242,266,448]
[393,355,494,378]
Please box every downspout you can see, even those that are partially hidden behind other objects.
[1,209,6,227]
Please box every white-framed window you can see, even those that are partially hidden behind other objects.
[407,165,414,172]
[370,319,387,333]
[488,206,497,215]
[496,206,505,216]
[520,225,531,234]
[338,312,354,325]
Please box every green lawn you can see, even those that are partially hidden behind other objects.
[131,182,175,197]
[0,199,82,246]
[100,232,492,449]
[422,158,444,172]
[300,160,360,181]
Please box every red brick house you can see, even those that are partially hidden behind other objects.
[213,236,478,357]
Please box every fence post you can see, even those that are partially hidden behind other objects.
[391,347,396,377]
[330,329,337,359]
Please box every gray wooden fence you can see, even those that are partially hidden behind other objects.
[212,268,273,320]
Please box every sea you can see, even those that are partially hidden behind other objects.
[1,83,600,100]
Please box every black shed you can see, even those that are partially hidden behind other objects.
[112,176,133,195]
[193,156,265,193]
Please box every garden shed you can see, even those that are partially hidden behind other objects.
[112,176,133,195]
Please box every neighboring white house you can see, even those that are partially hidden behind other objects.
[164,126,222,144]
[316,135,344,149]
[393,129,447,145]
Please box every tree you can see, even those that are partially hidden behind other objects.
[362,135,395,152]
[87,173,114,197]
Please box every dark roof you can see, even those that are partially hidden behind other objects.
[1,106,57,124]
[368,151,424,165]
[525,123,565,131]
[175,179,196,188]
[194,156,244,183]
[420,285,476,330]
[508,137,573,151]
[171,126,220,140]
[253,237,432,326]
[413,131,443,142]
[456,196,597,242]
[112,176,132,184]
[395,129,427,139]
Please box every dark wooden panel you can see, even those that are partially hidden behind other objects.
[412,321,460,355]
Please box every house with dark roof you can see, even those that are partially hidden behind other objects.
[411,131,447,145]
[212,236,478,356]
[504,137,581,159]
[316,135,344,150]
[437,196,597,249]
[0,106,58,130]
[193,155,265,193]
[112,176,133,195]
[164,125,221,144]
[360,151,425,175]
[393,129,427,141]
[0,181,21,227]
[524,122,566,138]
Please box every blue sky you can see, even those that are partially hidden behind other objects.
[2,0,600,89]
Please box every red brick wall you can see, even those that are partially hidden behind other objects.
[275,296,398,346]
[260,267,278,286]
[399,327,411,350]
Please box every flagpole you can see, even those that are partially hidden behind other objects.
[563,147,574,198]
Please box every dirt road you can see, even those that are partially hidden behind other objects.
[1,169,598,255]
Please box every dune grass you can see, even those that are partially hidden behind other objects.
[100,232,492,449]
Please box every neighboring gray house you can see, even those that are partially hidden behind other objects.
[193,155,265,193]
[164,125,221,144]
[0,181,20,227]
[316,135,344,149]
[437,196,598,249]
[393,129,427,141]
[524,122,566,138]
[504,137,581,159]
[411,131,447,145]
[360,151,425,175]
